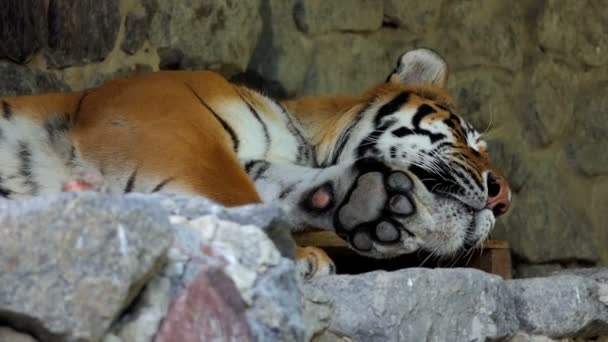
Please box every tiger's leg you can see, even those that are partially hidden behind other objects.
[243,157,417,261]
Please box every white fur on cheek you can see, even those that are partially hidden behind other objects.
[472,209,495,244]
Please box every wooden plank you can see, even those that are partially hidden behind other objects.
[294,230,512,279]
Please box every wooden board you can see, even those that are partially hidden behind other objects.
[294,230,512,279]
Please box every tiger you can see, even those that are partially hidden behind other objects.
[0,48,510,279]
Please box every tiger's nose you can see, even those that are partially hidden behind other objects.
[486,173,510,217]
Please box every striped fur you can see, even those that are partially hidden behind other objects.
[0,48,509,268]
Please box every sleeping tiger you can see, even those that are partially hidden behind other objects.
[0,48,510,278]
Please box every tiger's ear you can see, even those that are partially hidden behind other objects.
[386,48,449,88]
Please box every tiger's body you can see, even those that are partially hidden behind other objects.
[0,49,511,278]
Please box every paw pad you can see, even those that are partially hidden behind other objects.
[335,160,416,252]
[375,221,400,242]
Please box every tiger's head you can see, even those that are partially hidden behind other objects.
[317,48,511,258]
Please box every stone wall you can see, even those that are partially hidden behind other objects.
[1,0,607,275]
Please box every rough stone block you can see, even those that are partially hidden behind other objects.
[0,61,69,97]
[508,274,608,338]
[149,0,262,74]
[45,0,121,68]
[304,268,518,341]
[0,193,173,341]
[294,0,383,34]
[0,0,46,63]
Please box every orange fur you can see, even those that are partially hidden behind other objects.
[0,70,503,276]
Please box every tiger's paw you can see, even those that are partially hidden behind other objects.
[304,158,416,255]
[62,169,109,193]
[295,246,336,281]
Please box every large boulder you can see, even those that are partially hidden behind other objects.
[0,193,173,341]
[149,0,262,74]
[0,61,69,97]
[0,0,47,63]
[303,268,519,341]
[45,0,121,68]
[294,0,383,34]
[509,269,608,339]
[105,194,303,342]
[0,192,303,342]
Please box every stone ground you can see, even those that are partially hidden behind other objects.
[0,192,607,342]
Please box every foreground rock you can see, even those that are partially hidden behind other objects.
[508,269,608,339]
[303,269,518,341]
[2,192,608,341]
[106,194,303,342]
[0,193,173,342]
[0,192,302,342]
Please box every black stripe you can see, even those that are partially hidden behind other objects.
[68,146,77,167]
[390,146,397,159]
[252,162,270,181]
[70,91,89,126]
[0,176,12,198]
[17,141,38,194]
[328,101,376,165]
[411,104,436,127]
[44,113,70,145]
[237,93,271,155]
[151,177,174,192]
[356,117,397,159]
[353,92,411,159]
[276,103,310,164]
[374,92,410,126]
[391,126,409,138]
[2,101,12,120]
[185,84,240,152]
[410,104,446,143]
[432,141,454,152]
[452,157,484,191]
[443,112,467,141]
[0,186,11,198]
[124,168,138,193]
[244,160,257,174]
[278,182,298,199]
[245,160,271,181]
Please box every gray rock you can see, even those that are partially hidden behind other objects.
[294,0,383,34]
[128,193,296,258]
[567,82,608,177]
[304,268,518,342]
[121,0,158,55]
[508,275,608,338]
[496,153,597,264]
[0,193,173,342]
[300,33,391,96]
[435,1,524,71]
[0,0,46,63]
[592,183,608,263]
[538,0,608,67]
[528,60,578,146]
[383,0,444,35]
[485,139,528,193]
[515,264,564,279]
[45,0,121,68]
[248,0,313,96]
[149,0,262,74]
[0,62,69,97]
[0,327,37,342]
[448,68,517,136]
[507,331,568,342]
[109,206,304,342]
